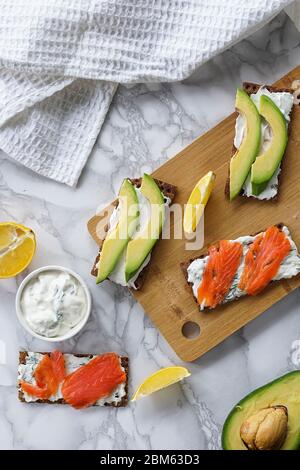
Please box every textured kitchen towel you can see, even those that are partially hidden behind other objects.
[0,0,299,186]
[0,73,117,186]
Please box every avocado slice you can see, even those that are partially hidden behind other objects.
[125,174,165,282]
[251,95,288,196]
[229,89,261,200]
[222,371,300,450]
[96,179,139,283]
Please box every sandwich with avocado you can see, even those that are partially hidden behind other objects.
[227,83,294,201]
[181,224,300,311]
[91,174,176,290]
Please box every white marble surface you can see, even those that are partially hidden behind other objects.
[1,11,300,450]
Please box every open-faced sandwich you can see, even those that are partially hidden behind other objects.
[18,351,128,408]
[181,224,300,311]
[91,174,176,290]
[227,83,295,200]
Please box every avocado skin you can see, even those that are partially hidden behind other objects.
[222,371,300,450]
[251,180,268,196]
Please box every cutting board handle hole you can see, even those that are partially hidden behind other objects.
[182,321,201,340]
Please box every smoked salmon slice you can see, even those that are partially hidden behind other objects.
[238,225,291,296]
[20,350,65,400]
[61,353,126,409]
[50,350,66,383]
[197,240,243,308]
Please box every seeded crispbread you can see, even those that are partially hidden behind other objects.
[18,351,129,407]
[180,223,292,310]
[225,82,295,200]
[91,177,177,290]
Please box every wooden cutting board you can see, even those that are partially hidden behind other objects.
[88,66,300,362]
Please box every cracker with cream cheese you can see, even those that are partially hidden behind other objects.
[225,83,295,201]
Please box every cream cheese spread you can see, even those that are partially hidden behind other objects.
[187,226,300,310]
[99,187,171,289]
[234,87,294,200]
[18,352,126,405]
[20,270,87,338]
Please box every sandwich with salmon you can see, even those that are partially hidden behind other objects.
[18,351,128,408]
[181,224,300,311]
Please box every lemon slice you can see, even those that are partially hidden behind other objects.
[183,171,216,234]
[132,366,190,401]
[0,222,36,278]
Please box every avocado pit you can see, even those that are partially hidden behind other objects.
[240,405,288,450]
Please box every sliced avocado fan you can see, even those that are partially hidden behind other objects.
[229,89,261,200]
[125,174,165,282]
[222,371,300,450]
[251,95,288,196]
[96,179,139,283]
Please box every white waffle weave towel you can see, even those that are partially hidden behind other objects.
[0,0,299,186]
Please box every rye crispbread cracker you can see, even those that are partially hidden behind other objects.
[180,223,295,310]
[18,351,129,407]
[91,177,177,290]
[225,83,295,200]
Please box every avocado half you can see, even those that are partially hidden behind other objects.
[222,371,300,450]
[229,89,261,200]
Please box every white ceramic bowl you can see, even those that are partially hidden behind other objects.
[15,265,92,342]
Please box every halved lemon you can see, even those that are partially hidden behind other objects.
[183,171,216,234]
[132,366,190,401]
[0,222,36,278]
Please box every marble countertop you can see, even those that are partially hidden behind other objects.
[1,11,300,451]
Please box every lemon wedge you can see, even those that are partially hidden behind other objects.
[183,171,216,234]
[0,222,36,278]
[132,366,190,401]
